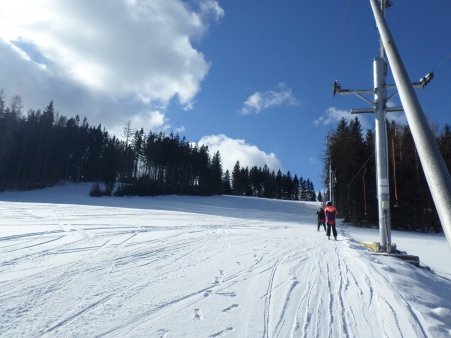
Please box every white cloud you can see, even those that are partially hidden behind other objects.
[387,111,408,126]
[386,101,408,125]
[314,106,408,133]
[198,0,224,22]
[386,100,397,108]
[309,157,319,165]
[241,83,299,115]
[198,134,283,173]
[314,107,372,130]
[0,0,222,134]
[131,110,166,130]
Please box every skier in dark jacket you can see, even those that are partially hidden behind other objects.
[325,201,338,240]
[317,208,326,232]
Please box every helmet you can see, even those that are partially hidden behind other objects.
[326,201,332,206]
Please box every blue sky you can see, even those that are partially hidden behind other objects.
[0,0,450,192]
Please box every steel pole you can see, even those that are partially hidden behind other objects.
[370,0,451,251]
[374,57,391,247]
[329,163,333,203]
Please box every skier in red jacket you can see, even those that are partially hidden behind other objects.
[325,201,338,240]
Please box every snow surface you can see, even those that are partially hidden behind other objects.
[1,183,451,337]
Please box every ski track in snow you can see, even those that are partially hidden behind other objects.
[1,190,451,337]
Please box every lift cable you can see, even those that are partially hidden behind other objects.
[330,0,351,125]
[363,166,368,216]
[391,126,399,208]
[431,52,451,73]
[328,0,351,205]
[339,150,375,197]
[334,0,351,83]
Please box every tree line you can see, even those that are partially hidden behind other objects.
[324,116,451,233]
[229,161,316,201]
[0,90,316,200]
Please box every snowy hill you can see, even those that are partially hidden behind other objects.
[1,183,451,337]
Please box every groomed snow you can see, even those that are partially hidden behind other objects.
[1,183,451,337]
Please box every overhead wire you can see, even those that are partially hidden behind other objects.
[334,0,351,86]
[336,150,375,217]
[386,33,451,208]
[330,0,351,126]
[332,0,372,206]
[363,166,368,216]
[384,49,451,159]
[431,52,451,73]
[339,150,375,197]
[327,0,351,205]
[391,126,399,207]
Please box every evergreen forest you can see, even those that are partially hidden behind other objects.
[324,116,451,233]
[0,91,316,201]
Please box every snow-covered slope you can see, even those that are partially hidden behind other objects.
[1,183,451,337]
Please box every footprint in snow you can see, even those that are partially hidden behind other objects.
[431,307,451,325]
[203,290,212,297]
[210,327,234,337]
[381,265,396,273]
[194,308,203,320]
[217,292,236,297]
[157,329,169,338]
[222,304,239,313]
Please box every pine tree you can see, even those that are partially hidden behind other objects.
[222,169,233,194]
[307,179,316,201]
[275,170,283,199]
[283,171,293,200]
[241,167,252,196]
[210,151,223,195]
[317,190,323,202]
[292,174,300,200]
[249,166,261,197]
[232,161,242,195]
[299,177,306,201]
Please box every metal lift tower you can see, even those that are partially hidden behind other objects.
[368,0,451,253]
[333,0,438,252]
